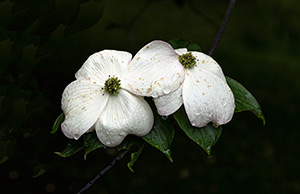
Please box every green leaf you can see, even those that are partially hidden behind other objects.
[32,165,46,178]
[226,77,265,125]
[83,133,104,160]
[117,136,144,172]
[143,113,175,162]
[168,39,201,51]
[55,139,84,157]
[51,113,64,134]
[173,107,222,155]
[64,1,104,36]
[0,156,9,164]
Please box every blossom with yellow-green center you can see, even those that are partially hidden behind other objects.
[154,48,235,127]
[61,41,184,147]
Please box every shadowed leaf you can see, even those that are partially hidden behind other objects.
[55,139,84,157]
[117,136,144,172]
[226,76,265,125]
[143,111,174,162]
[83,133,104,160]
[173,107,222,155]
[51,113,64,134]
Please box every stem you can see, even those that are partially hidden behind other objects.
[208,0,237,56]
[77,149,130,194]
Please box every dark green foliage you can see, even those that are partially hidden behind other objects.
[174,107,222,155]
[51,113,64,134]
[83,133,104,160]
[169,39,202,51]
[117,136,144,172]
[55,139,84,158]
[143,108,175,162]
[226,77,265,124]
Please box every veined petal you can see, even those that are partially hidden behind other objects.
[122,40,185,98]
[183,68,235,128]
[61,80,108,139]
[175,49,226,82]
[75,50,132,84]
[95,89,154,147]
[154,84,183,116]
[190,51,226,82]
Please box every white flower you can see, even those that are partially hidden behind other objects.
[61,41,184,147]
[154,48,235,127]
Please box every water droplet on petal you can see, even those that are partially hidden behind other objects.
[163,86,171,94]
[74,134,80,140]
[195,108,201,116]
[152,93,158,98]
[162,116,168,120]
[221,98,227,107]
[191,121,196,126]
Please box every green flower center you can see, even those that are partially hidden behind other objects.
[179,52,196,68]
[104,76,121,95]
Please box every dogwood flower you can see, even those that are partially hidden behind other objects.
[61,41,184,147]
[154,48,235,127]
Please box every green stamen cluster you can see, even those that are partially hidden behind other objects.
[104,76,121,95]
[179,52,196,68]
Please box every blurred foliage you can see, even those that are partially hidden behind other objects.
[0,0,299,193]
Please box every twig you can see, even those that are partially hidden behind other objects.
[208,0,237,56]
[77,149,130,194]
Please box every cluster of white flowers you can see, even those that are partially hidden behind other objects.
[61,40,235,147]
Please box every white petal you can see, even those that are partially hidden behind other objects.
[154,84,183,116]
[190,51,226,82]
[122,40,185,98]
[183,68,235,127]
[61,80,108,139]
[175,48,188,55]
[95,89,154,147]
[75,50,132,84]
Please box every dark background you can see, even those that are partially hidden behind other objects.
[0,0,299,193]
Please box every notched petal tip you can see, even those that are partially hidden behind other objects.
[183,65,235,128]
[61,122,82,140]
[95,90,154,147]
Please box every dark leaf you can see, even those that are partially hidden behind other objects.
[55,139,84,157]
[226,77,265,125]
[168,39,201,51]
[51,113,64,134]
[143,113,175,162]
[0,156,9,165]
[173,107,222,155]
[64,1,104,36]
[32,165,46,178]
[117,136,144,172]
[83,133,104,160]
